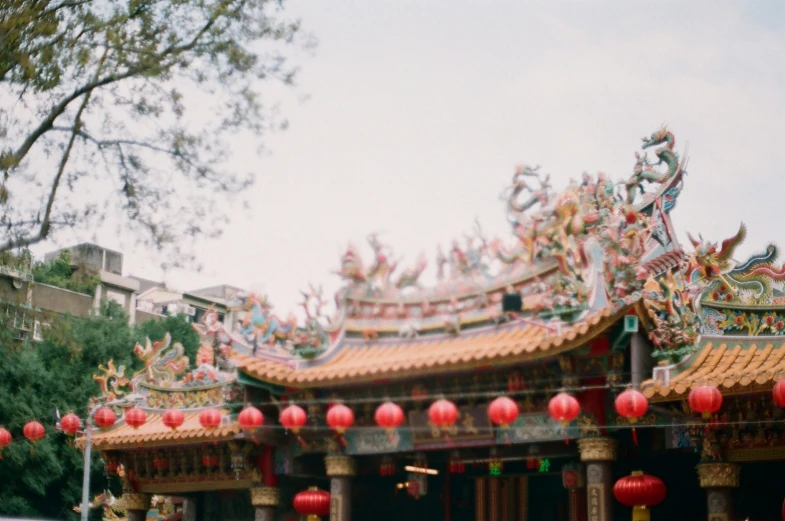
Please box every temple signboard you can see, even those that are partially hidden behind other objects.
[345,427,414,455]
[410,406,494,449]
[499,413,580,444]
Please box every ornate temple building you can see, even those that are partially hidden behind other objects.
[79,128,785,521]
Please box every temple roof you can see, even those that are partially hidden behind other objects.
[642,338,785,402]
[234,306,624,388]
[88,410,241,450]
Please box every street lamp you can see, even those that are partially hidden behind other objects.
[79,396,141,521]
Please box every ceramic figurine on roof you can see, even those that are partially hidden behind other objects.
[133,332,189,386]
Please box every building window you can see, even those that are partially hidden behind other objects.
[105,290,126,307]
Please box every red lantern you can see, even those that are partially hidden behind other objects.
[162,409,185,431]
[94,407,117,429]
[0,427,11,459]
[23,420,45,444]
[60,412,81,436]
[375,402,404,432]
[125,407,147,430]
[613,471,666,521]
[773,379,785,407]
[488,396,519,428]
[293,486,331,521]
[548,393,581,425]
[428,399,458,427]
[688,385,722,419]
[199,408,222,430]
[280,404,307,434]
[238,405,264,431]
[615,389,649,422]
[326,404,354,434]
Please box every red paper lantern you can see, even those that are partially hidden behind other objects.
[162,409,185,431]
[199,408,222,430]
[293,486,331,520]
[428,399,458,427]
[613,471,666,521]
[23,420,45,444]
[60,412,81,436]
[326,404,354,434]
[238,406,264,431]
[615,389,649,423]
[94,407,117,429]
[773,379,785,407]
[488,396,519,428]
[280,404,307,434]
[548,392,581,425]
[688,385,722,419]
[375,402,404,431]
[0,427,11,458]
[125,407,147,430]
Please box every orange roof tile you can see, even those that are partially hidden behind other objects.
[81,410,242,450]
[235,307,623,388]
[642,339,785,402]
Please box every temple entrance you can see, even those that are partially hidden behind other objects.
[527,473,569,521]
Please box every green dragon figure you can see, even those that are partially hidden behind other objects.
[624,127,680,204]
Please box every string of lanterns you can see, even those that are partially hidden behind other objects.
[2,381,785,458]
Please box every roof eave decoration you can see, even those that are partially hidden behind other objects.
[234,306,633,389]
[642,337,785,402]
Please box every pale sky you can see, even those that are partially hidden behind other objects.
[35,0,785,316]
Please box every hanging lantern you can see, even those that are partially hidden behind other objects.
[293,486,331,521]
[613,471,666,521]
[548,393,581,425]
[375,402,405,432]
[60,412,81,436]
[23,420,45,444]
[507,372,524,393]
[688,385,722,419]
[0,427,11,459]
[615,389,649,422]
[238,405,264,431]
[162,409,185,431]
[280,404,307,433]
[488,396,519,428]
[124,407,147,430]
[428,399,458,427]
[773,379,785,407]
[94,407,117,429]
[199,408,223,430]
[326,404,354,434]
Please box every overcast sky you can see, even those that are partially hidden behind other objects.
[36,0,785,315]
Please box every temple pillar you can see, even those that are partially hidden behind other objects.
[182,497,196,521]
[116,491,151,521]
[578,437,617,521]
[250,486,280,521]
[325,455,355,521]
[696,463,740,521]
[475,477,487,521]
[488,477,500,521]
[516,476,527,521]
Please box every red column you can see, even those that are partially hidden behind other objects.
[581,377,607,435]
[258,446,277,487]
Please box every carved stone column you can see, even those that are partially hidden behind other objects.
[181,497,196,521]
[325,455,355,521]
[251,486,281,521]
[578,438,617,521]
[696,463,740,521]
[115,491,151,521]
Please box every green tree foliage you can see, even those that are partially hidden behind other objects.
[0,302,202,519]
[0,0,311,267]
[31,250,101,296]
